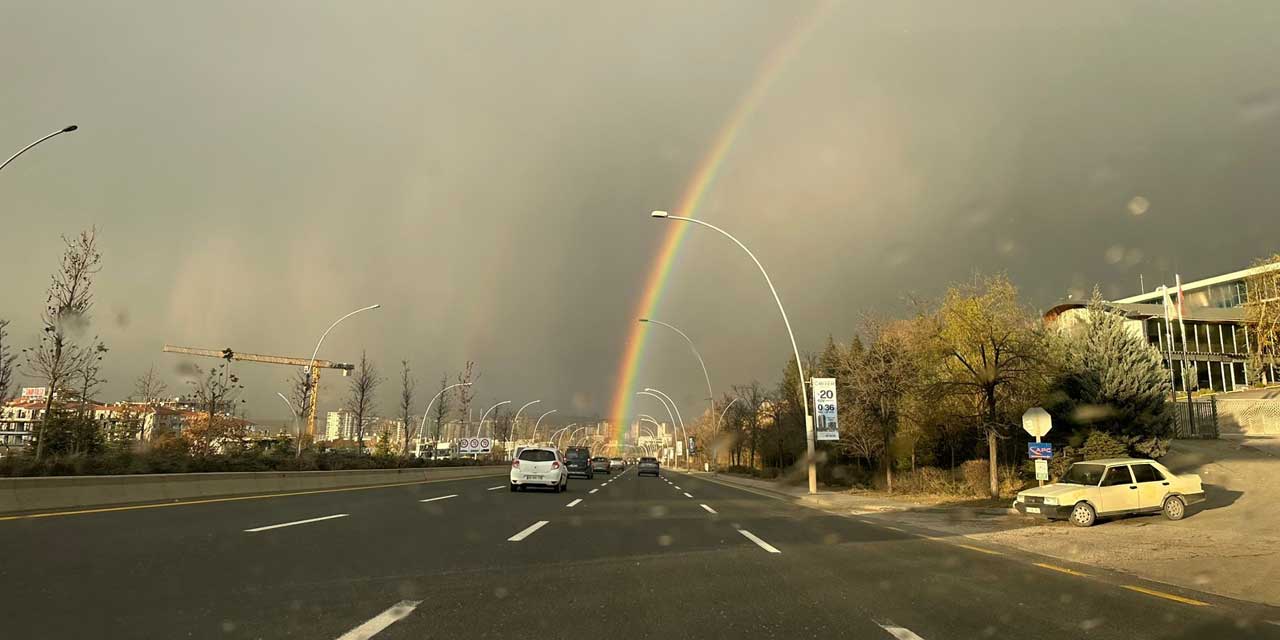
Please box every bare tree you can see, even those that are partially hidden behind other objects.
[399,360,416,456]
[22,228,102,460]
[1244,254,1280,384]
[455,360,479,431]
[433,372,452,442]
[183,361,246,454]
[286,367,311,441]
[130,364,170,440]
[0,319,17,402]
[73,341,108,417]
[346,351,382,452]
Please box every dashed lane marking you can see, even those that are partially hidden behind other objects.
[335,600,421,640]
[683,492,693,498]
[874,620,926,640]
[737,529,781,554]
[245,513,349,533]
[419,495,458,503]
[566,499,582,508]
[507,520,550,542]
[700,504,717,514]
[486,486,505,491]
[589,489,599,494]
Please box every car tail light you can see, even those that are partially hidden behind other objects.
[552,461,560,469]
[512,460,520,468]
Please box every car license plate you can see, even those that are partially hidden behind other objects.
[526,475,542,480]
[1025,506,1041,514]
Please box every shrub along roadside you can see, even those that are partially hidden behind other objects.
[0,450,488,477]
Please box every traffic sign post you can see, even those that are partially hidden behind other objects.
[1022,407,1053,486]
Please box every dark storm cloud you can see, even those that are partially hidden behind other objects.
[2,1,1277,423]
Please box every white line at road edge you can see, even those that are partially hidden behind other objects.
[419,494,458,503]
[336,600,422,640]
[737,529,781,554]
[245,513,348,532]
[683,492,693,498]
[566,499,582,507]
[589,488,599,494]
[874,621,926,640]
[700,504,717,514]
[508,520,550,541]
[486,485,505,491]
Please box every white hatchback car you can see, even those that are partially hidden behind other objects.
[1014,457,1204,527]
[510,447,568,492]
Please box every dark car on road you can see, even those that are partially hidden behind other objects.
[564,446,593,479]
[638,457,660,477]
[591,456,611,474]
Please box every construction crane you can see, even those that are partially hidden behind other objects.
[162,344,354,437]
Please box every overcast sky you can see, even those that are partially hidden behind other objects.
[3,1,1278,425]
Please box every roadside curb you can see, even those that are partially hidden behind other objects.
[705,473,1018,517]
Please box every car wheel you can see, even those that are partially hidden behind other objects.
[510,483,517,492]
[1163,495,1186,521]
[1069,501,1096,527]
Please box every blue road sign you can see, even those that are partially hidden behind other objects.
[1028,442,1053,459]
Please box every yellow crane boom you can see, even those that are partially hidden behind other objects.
[162,344,354,437]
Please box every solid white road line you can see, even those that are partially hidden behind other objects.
[336,600,422,640]
[737,529,781,553]
[419,494,458,503]
[874,621,926,640]
[700,504,717,514]
[566,499,582,507]
[683,492,693,498]
[589,488,599,494]
[508,520,550,541]
[245,513,348,533]
[486,485,505,491]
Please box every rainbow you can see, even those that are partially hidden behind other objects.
[607,1,836,445]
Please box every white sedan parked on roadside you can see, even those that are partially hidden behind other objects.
[510,447,568,492]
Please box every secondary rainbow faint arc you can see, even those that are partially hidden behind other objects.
[607,1,837,445]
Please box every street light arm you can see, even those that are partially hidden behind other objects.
[641,317,717,458]
[418,382,471,441]
[1,126,78,174]
[512,400,541,440]
[307,304,382,380]
[532,409,557,443]
[474,400,512,438]
[717,397,741,430]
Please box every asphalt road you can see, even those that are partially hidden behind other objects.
[2,467,1278,639]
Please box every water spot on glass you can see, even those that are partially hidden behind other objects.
[997,239,1016,256]
[1058,593,1073,604]
[1080,619,1103,631]
[1123,248,1143,266]
[1105,245,1125,264]
[1239,91,1280,123]
[822,532,840,545]
[221,620,236,633]
[569,515,583,527]
[494,587,509,599]
[981,625,997,636]
[113,307,130,328]
[657,534,673,546]
[878,580,892,591]
[649,505,668,518]
[1127,196,1150,216]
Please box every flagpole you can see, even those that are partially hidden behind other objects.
[1160,286,1178,402]
[1176,275,1195,432]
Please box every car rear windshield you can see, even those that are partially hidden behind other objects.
[565,449,589,459]
[640,458,657,463]
[519,450,556,462]
[1062,463,1105,485]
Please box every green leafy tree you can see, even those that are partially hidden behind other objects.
[1049,292,1173,456]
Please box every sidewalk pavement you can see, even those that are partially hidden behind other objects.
[703,439,1280,609]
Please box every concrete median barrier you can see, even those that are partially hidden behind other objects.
[0,466,508,515]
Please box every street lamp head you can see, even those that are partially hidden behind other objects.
[650,210,669,218]
[369,304,382,309]
[61,125,78,133]
[637,318,649,323]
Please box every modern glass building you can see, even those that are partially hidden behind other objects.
[1045,262,1280,393]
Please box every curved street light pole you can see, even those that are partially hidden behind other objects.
[639,318,716,459]
[474,400,512,438]
[548,424,573,447]
[532,409,557,444]
[1,125,78,174]
[717,397,741,431]
[277,392,302,457]
[645,388,689,471]
[651,211,816,494]
[305,304,381,440]
[512,400,541,442]
[418,382,471,450]
[637,391,684,470]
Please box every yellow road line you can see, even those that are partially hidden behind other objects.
[1034,562,1088,577]
[1121,585,1211,607]
[952,543,1002,556]
[0,473,504,522]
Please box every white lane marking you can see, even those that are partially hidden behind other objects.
[700,504,717,514]
[486,485,505,491]
[589,488,599,494]
[737,529,781,554]
[566,499,583,507]
[884,526,906,533]
[874,621,926,640]
[600,483,608,487]
[336,600,422,640]
[419,494,458,503]
[245,513,348,532]
[683,492,693,498]
[674,486,681,490]
[508,520,550,542]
